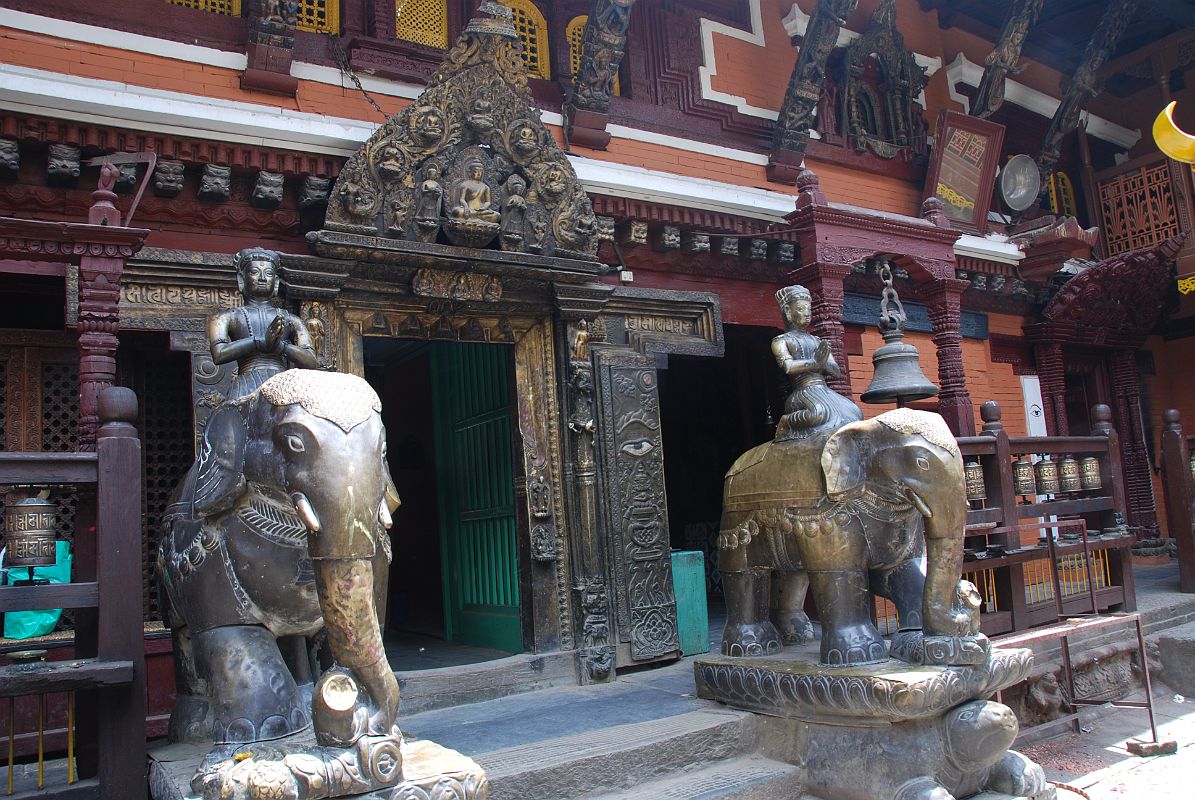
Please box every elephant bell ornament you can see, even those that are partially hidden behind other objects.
[861,262,939,406]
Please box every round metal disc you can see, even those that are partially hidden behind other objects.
[999,154,1041,212]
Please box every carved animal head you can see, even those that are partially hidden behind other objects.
[941,700,1018,773]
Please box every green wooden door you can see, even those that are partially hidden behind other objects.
[432,342,522,653]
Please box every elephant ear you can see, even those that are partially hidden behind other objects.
[821,419,874,497]
[193,404,248,516]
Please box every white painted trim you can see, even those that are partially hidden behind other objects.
[289,62,423,101]
[0,8,248,70]
[696,0,779,120]
[0,64,379,156]
[954,233,1024,265]
[945,53,1140,150]
[605,124,770,165]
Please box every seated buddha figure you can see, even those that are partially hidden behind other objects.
[448,159,500,224]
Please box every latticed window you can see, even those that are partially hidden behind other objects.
[395,0,449,49]
[296,0,340,33]
[166,0,241,14]
[566,15,618,94]
[505,0,549,79]
[1047,171,1078,218]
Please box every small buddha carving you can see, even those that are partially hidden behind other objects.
[449,160,500,224]
[500,174,527,250]
[414,162,444,241]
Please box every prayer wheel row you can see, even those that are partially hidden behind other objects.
[963,455,1103,502]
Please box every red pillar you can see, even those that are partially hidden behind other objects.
[1034,342,1068,436]
[925,278,975,436]
[1110,348,1159,539]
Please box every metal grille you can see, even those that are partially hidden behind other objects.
[395,0,449,49]
[296,0,339,33]
[1098,162,1180,256]
[138,355,194,621]
[166,0,242,14]
[1047,171,1077,218]
[40,362,79,454]
[1023,552,1111,605]
[566,15,618,93]
[506,0,549,79]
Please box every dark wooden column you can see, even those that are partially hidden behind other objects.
[791,262,853,397]
[77,164,126,451]
[566,0,638,150]
[925,277,975,436]
[1109,347,1159,538]
[1034,342,1067,436]
[1160,409,1195,592]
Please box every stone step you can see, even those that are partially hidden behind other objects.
[476,708,758,800]
[585,754,804,800]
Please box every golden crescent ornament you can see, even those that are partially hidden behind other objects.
[1153,101,1195,163]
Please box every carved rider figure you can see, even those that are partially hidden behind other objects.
[772,285,862,441]
[448,159,500,223]
[208,247,319,400]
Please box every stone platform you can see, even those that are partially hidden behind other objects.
[149,734,488,800]
[695,643,1052,800]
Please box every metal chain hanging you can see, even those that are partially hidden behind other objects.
[326,33,389,121]
[877,260,908,334]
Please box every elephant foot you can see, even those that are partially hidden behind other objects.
[771,609,815,645]
[987,751,1051,798]
[894,777,955,800]
[820,622,887,666]
[720,620,782,657]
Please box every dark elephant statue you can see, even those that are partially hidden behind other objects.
[158,369,401,745]
[718,407,983,666]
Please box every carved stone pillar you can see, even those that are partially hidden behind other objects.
[1034,342,1067,436]
[241,0,299,97]
[790,262,853,398]
[1110,348,1159,538]
[925,278,975,436]
[77,166,125,451]
[566,0,638,150]
[767,0,859,183]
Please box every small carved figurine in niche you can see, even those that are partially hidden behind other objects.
[467,97,497,139]
[208,247,319,399]
[0,139,19,177]
[595,0,634,36]
[47,143,81,185]
[413,161,444,242]
[772,285,862,441]
[540,166,568,201]
[499,174,527,250]
[410,105,445,147]
[198,164,232,201]
[339,176,379,220]
[571,319,590,361]
[449,160,500,224]
[482,276,502,302]
[251,171,285,209]
[377,144,404,178]
[510,123,539,159]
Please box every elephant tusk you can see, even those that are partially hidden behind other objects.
[378,502,392,529]
[906,488,933,519]
[1153,101,1195,164]
[292,492,322,533]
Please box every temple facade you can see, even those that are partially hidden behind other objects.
[1,0,1194,737]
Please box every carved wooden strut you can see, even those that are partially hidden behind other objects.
[566,0,638,150]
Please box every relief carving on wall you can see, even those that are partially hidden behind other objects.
[322,2,599,261]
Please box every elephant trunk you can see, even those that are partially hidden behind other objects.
[920,481,967,636]
[313,557,400,738]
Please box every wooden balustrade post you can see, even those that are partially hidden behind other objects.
[1161,409,1195,592]
[1092,403,1136,610]
[94,388,145,796]
[978,401,1027,628]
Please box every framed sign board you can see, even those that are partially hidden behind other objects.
[924,110,1006,234]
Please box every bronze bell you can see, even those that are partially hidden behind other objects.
[1013,458,1036,496]
[1058,455,1082,493]
[4,495,58,568]
[964,461,986,502]
[1080,456,1102,490]
[861,263,939,405]
[1035,456,1060,494]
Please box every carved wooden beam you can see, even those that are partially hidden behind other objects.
[241,0,299,97]
[566,0,638,150]
[971,0,1044,119]
[1036,0,1140,181]
[768,0,859,184]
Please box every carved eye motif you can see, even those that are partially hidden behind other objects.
[621,438,654,457]
[286,434,306,454]
[915,456,930,471]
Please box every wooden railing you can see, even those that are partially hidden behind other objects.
[0,388,144,799]
[1159,409,1195,593]
[953,400,1135,636]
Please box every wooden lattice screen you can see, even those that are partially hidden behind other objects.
[396,0,449,49]
[1097,161,1181,256]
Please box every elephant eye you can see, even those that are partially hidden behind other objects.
[285,434,306,454]
[915,456,930,471]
